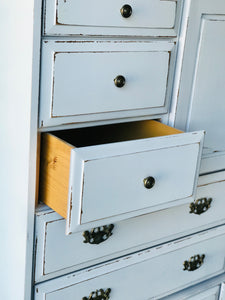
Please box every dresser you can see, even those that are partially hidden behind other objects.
[1,0,225,299]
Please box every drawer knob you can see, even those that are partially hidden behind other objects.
[120,4,132,18]
[183,254,205,271]
[143,176,155,189]
[82,288,111,300]
[189,198,212,215]
[114,75,126,88]
[83,224,114,245]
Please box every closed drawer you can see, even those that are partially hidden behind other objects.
[39,120,204,234]
[35,175,225,282]
[39,40,175,128]
[43,0,179,37]
[35,225,225,300]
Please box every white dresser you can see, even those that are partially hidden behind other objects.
[1,0,225,299]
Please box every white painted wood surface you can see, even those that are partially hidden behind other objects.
[39,40,175,128]
[35,172,225,282]
[52,50,169,116]
[165,284,220,300]
[66,130,204,234]
[187,286,220,300]
[174,0,225,174]
[182,286,220,300]
[165,273,225,299]
[0,0,41,299]
[34,225,225,300]
[43,0,180,37]
[219,282,225,300]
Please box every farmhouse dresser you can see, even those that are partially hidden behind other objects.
[1,0,225,299]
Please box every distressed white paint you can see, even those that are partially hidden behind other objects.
[34,225,225,300]
[219,282,225,299]
[0,0,41,299]
[168,0,191,126]
[174,0,225,174]
[44,0,179,37]
[165,285,220,300]
[39,40,175,128]
[186,286,220,300]
[1,0,225,298]
[35,173,225,282]
[66,130,204,234]
[53,52,169,115]
[165,272,225,299]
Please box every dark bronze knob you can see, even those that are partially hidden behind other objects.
[143,176,155,189]
[114,75,126,88]
[120,4,132,18]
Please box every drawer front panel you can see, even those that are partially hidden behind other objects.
[35,178,225,282]
[35,226,225,300]
[40,41,174,127]
[67,131,203,233]
[80,144,198,224]
[44,0,178,36]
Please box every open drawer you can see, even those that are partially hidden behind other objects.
[39,120,204,234]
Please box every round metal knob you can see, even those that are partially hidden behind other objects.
[120,4,132,18]
[114,75,126,88]
[143,176,155,189]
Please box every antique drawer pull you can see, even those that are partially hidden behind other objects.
[82,288,111,300]
[120,4,132,18]
[114,75,126,88]
[83,224,114,245]
[183,254,205,271]
[143,176,155,189]
[189,198,212,215]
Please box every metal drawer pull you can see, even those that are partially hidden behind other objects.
[189,198,212,215]
[114,75,126,88]
[82,288,111,300]
[143,176,155,189]
[120,4,132,18]
[83,224,114,245]
[183,254,205,271]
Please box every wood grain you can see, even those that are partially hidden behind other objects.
[143,120,183,137]
[39,133,73,219]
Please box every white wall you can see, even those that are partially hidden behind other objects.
[0,0,39,299]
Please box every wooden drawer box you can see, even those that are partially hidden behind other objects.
[39,120,204,234]
[34,225,225,300]
[43,0,179,37]
[39,40,175,128]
